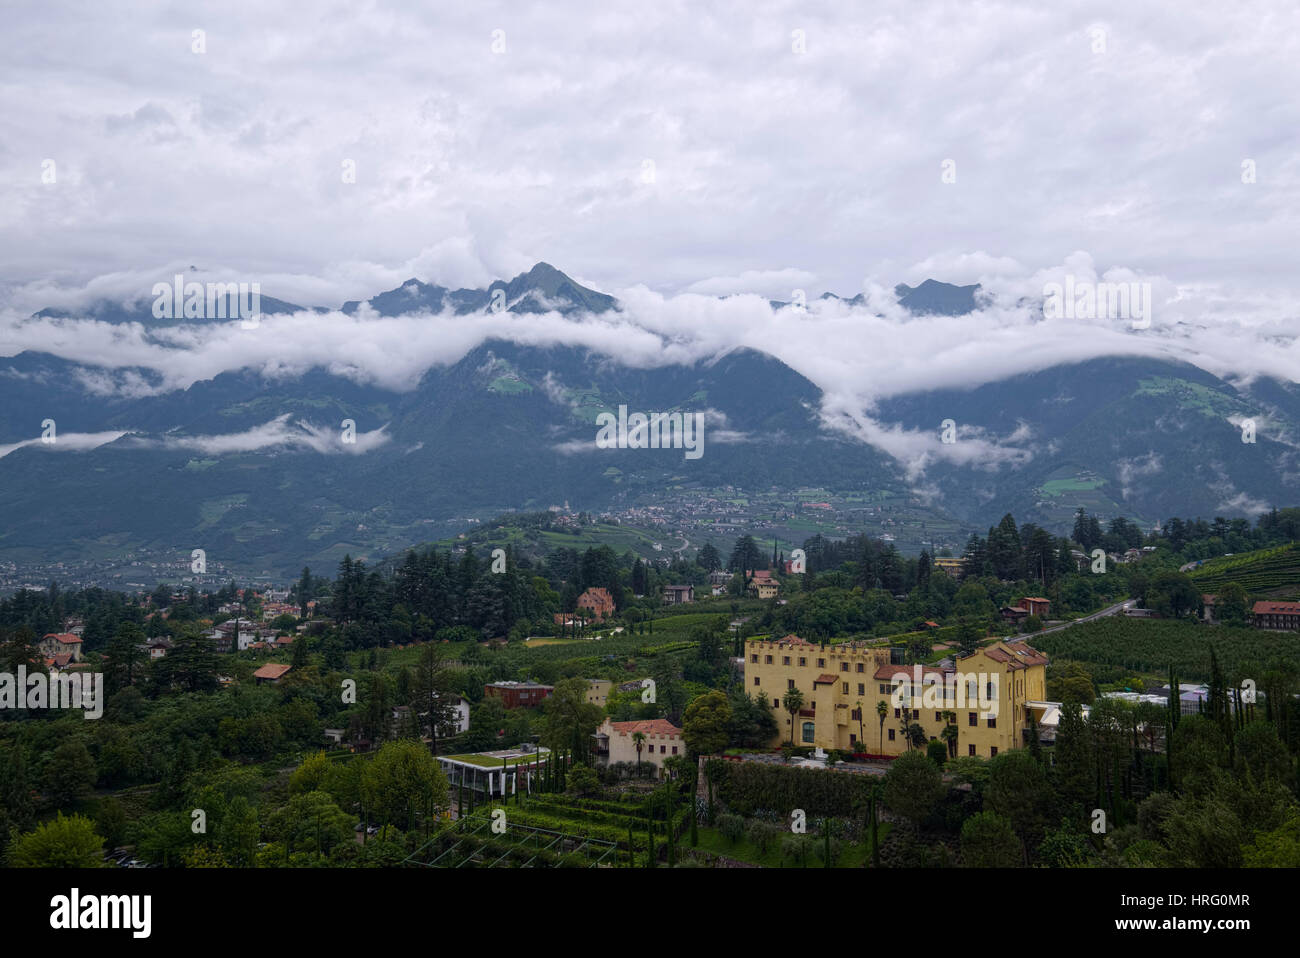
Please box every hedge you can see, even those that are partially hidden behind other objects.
[705,759,873,817]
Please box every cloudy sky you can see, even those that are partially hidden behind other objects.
[1,0,1297,436]
[4,1,1299,301]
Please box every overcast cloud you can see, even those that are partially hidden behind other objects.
[3,1,1299,302]
[1,0,1297,470]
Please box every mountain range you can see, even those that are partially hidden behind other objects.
[1,263,1296,579]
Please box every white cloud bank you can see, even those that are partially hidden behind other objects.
[1,249,1297,475]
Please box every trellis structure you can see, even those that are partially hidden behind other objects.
[404,815,619,868]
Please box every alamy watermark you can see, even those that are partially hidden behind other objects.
[50,888,150,938]
[595,405,704,460]
[152,274,262,326]
[0,667,104,719]
[1042,276,1151,329]
[889,666,999,719]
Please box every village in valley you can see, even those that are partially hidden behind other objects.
[4,505,1299,869]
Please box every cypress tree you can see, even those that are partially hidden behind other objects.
[666,789,675,866]
[869,788,880,868]
[647,810,655,868]
[1166,666,1178,790]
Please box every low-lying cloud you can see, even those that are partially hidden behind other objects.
[1,251,1297,475]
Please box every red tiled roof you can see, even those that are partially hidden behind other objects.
[1253,601,1300,614]
[43,633,82,645]
[814,673,838,684]
[607,718,682,737]
[982,643,1050,669]
[252,663,292,680]
[777,633,812,646]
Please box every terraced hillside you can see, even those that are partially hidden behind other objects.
[1190,543,1300,597]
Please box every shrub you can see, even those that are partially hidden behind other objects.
[746,819,778,853]
[780,833,811,864]
[814,836,842,866]
[706,758,874,817]
[717,813,746,844]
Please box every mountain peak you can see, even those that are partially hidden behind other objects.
[491,262,617,314]
[894,279,980,316]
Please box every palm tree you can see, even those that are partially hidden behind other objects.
[876,700,888,754]
[941,710,959,758]
[784,688,805,746]
[632,731,646,769]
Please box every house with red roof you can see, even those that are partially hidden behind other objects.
[1253,601,1300,631]
[252,663,292,685]
[592,717,685,775]
[39,633,83,663]
[575,587,616,622]
[1016,597,1051,618]
[747,569,780,600]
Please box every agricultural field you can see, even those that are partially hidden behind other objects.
[1190,542,1300,596]
[410,792,689,867]
[422,520,669,562]
[1033,617,1300,682]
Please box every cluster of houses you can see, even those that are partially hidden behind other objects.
[550,569,786,625]
[670,568,783,603]
[201,617,296,654]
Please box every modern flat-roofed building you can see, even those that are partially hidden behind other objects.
[437,747,551,799]
[586,678,612,707]
[484,681,554,709]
